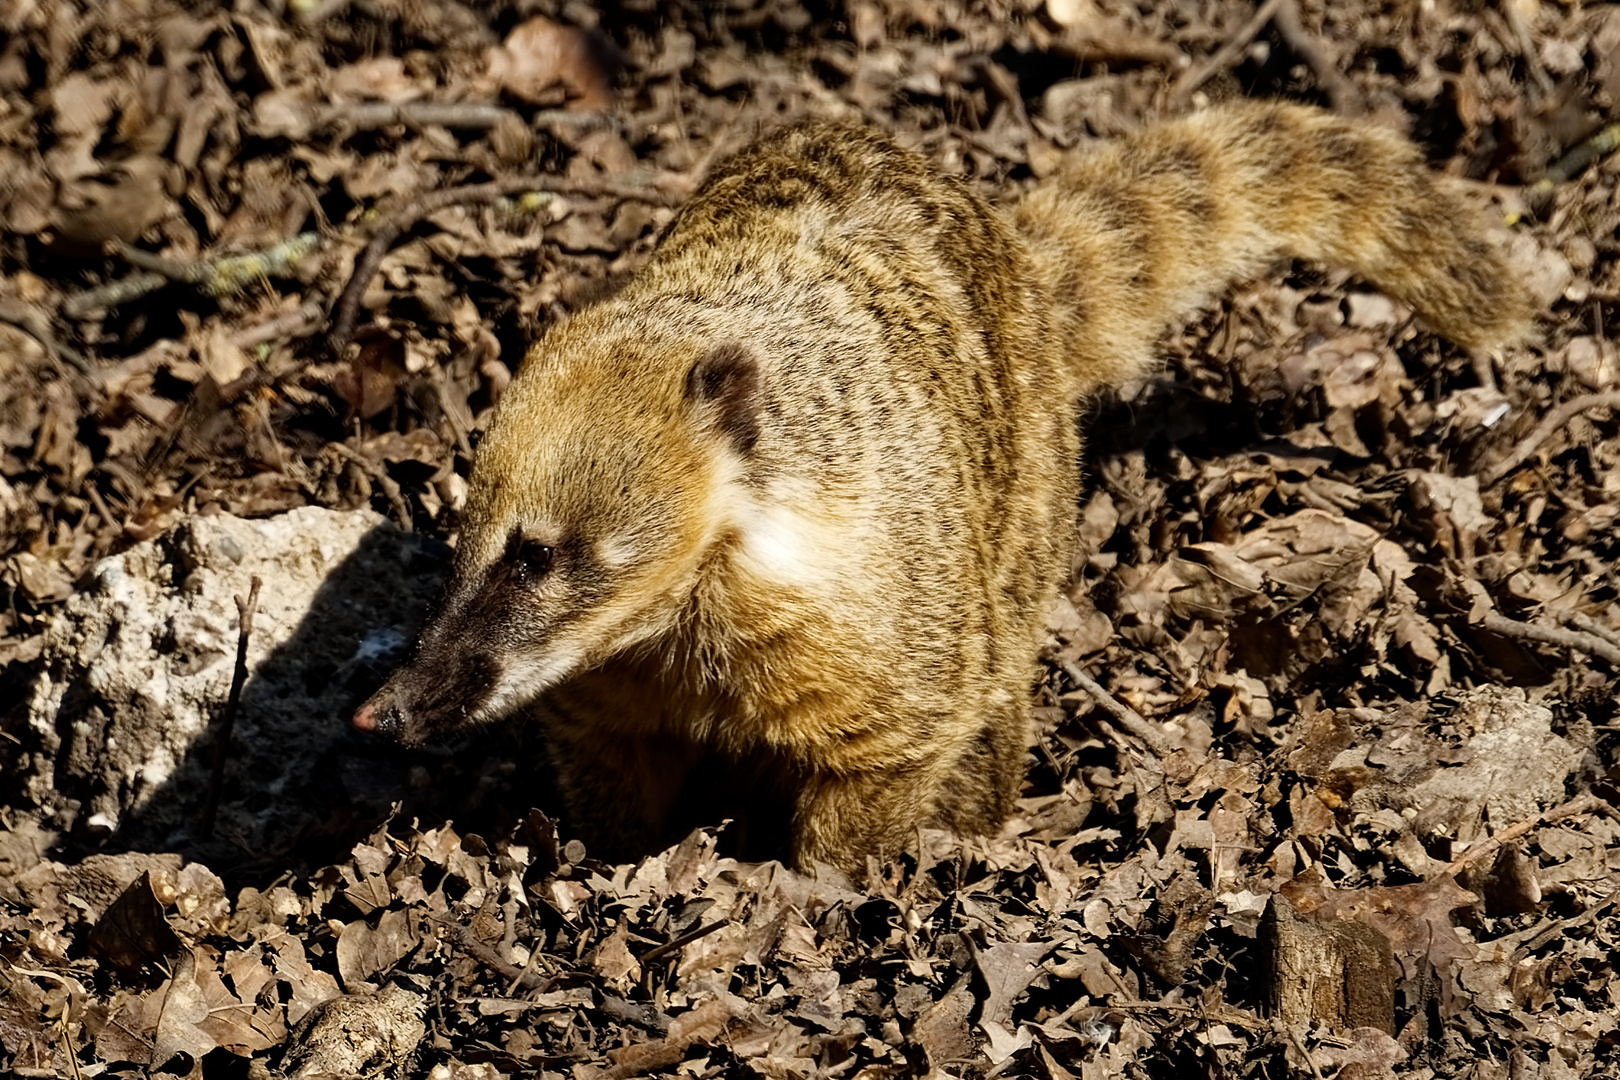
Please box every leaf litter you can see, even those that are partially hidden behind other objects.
[1,0,1618,1077]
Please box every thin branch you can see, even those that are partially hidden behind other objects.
[199,576,262,840]
[62,234,319,317]
[1512,894,1618,961]
[1566,613,1620,651]
[1481,391,1620,485]
[315,101,609,133]
[431,368,476,461]
[1101,999,1271,1031]
[1500,0,1554,103]
[434,917,557,992]
[115,234,320,298]
[1280,1022,1326,1080]
[1052,656,1177,758]
[1478,611,1620,666]
[1169,0,1286,106]
[322,101,514,131]
[1271,0,1362,115]
[61,271,167,320]
[1520,123,1620,219]
[232,300,325,350]
[1443,794,1598,876]
[327,174,687,354]
[1169,0,1359,113]
[0,298,91,372]
[331,442,413,532]
[635,919,728,967]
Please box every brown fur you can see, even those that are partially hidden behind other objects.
[354,102,1531,873]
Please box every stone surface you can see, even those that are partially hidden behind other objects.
[21,507,448,862]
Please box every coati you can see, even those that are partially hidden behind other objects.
[353,101,1531,873]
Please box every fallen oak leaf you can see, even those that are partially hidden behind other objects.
[87,870,185,978]
[483,15,622,109]
[152,948,217,1072]
[604,994,736,1079]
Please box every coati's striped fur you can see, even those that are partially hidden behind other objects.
[355,102,1530,873]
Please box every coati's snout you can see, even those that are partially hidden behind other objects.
[351,526,604,744]
[352,595,504,745]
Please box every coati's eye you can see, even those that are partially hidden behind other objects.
[507,534,555,582]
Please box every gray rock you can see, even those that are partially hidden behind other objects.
[22,507,447,859]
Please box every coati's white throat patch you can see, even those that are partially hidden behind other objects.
[725,483,845,591]
[739,503,809,579]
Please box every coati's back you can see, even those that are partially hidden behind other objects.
[356,102,1531,873]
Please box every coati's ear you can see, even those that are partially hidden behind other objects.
[685,341,761,453]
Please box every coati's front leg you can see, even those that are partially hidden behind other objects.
[788,702,1031,874]
[792,750,1018,873]
[790,768,936,874]
[539,718,702,863]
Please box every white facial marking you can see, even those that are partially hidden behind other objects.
[478,646,585,722]
[597,534,640,569]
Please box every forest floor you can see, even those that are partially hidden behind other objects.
[1,0,1618,1077]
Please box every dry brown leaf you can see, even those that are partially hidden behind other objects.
[484,16,617,109]
[336,908,420,991]
[978,940,1049,1018]
[87,871,185,976]
[589,918,643,993]
[151,949,217,1071]
[911,973,976,1069]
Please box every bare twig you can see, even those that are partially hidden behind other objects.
[431,369,476,461]
[62,235,320,318]
[199,576,262,840]
[115,234,320,298]
[0,298,91,372]
[1481,391,1620,485]
[1169,0,1287,106]
[635,919,728,967]
[597,993,673,1034]
[83,480,122,535]
[1478,611,1620,666]
[322,101,515,131]
[1519,123,1620,220]
[1169,0,1359,113]
[315,101,609,133]
[1512,894,1618,961]
[1052,656,1176,758]
[1566,613,1620,651]
[61,271,167,319]
[1500,1,1554,103]
[501,933,545,997]
[435,917,557,992]
[1102,999,1271,1031]
[1443,794,1598,876]
[1270,0,1362,115]
[232,300,325,350]
[331,442,413,532]
[1280,1022,1326,1080]
[327,175,687,355]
